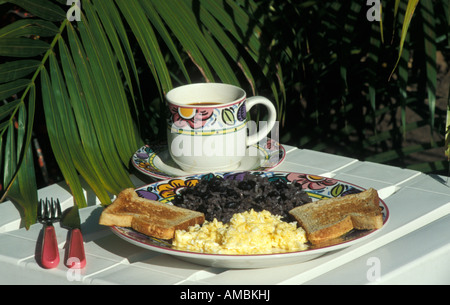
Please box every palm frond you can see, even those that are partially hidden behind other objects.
[1,86,37,229]
[0,2,61,228]
[7,0,66,21]
[389,0,419,80]
[1,0,286,228]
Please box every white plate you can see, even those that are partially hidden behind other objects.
[110,171,389,269]
[131,139,285,180]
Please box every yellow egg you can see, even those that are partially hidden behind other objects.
[172,209,309,254]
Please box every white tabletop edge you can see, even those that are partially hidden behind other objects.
[277,202,450,284]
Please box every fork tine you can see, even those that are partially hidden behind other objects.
[50,198,55,219]
[51,198,56,219]
[37,199,43,221]
[44,199,49,220]
[55,199,62,218]
[38,198,62,223]
[52,198,61,219]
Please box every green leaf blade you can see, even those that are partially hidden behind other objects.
[0,37,50,57]
[7,0,66,21]
[0,60,41,83]
[0,78,30,100]
[0,19,59,38]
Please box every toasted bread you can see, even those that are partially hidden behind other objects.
[289,188,383,245]
[99,188,205,239]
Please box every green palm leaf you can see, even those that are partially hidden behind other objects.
[0,19,59,38]
[1,85,37,229]
[389,0,419,80]
[0,38,50,57]
[1,0,274,226]
[40,65,87,207]
[0,60,41,83]
[115,0,173,95]
[0,79,30,100]
[7,0,66,21]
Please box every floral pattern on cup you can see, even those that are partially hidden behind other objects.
[169,105,214,129]
[167,100,247,133]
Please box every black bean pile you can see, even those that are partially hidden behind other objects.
[172,172,312,223]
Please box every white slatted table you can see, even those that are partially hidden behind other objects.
[1,145,449,285]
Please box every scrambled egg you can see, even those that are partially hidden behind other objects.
[172,209,308,254]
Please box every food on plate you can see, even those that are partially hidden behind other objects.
[172,172,312,223]
[172,209,308,254]
[102,173,385,256]
[99,188,205,239]
[289,188,383,245]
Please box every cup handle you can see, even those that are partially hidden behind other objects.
[245,96,277,146]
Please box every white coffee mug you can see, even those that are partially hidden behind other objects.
[166,83,277,173]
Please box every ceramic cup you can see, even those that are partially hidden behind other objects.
[166,83,277,173]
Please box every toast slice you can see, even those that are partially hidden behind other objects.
[289,188,383,245]
[99,188,205,239]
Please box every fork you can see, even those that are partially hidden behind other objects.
[37,198,62,269]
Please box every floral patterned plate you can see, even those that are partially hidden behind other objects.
[131,138,285,180]
[110,171,389,269]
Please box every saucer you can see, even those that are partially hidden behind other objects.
[131,139,286,180]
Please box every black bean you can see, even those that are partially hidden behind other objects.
[173,172,312,223]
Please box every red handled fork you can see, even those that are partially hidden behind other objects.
[37,198,62,269]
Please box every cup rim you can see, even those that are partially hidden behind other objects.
[166,83,246,108]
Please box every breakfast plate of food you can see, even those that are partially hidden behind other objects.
[131,139,285,180]
[100,171,389,269]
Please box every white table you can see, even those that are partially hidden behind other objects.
[1,145,449,285]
